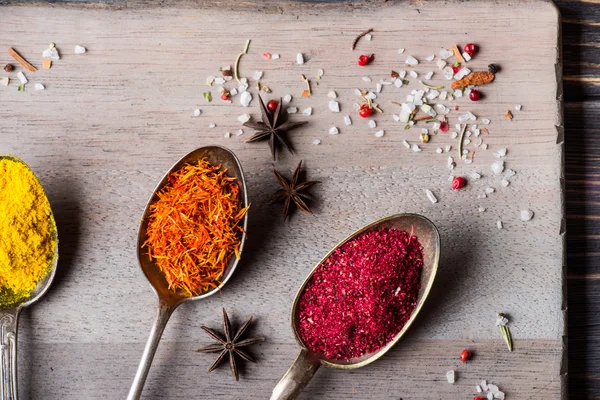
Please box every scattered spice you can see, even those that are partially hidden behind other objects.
[4,64,13,72]
[0,157,57,306]
[203,91,212,102]
[464,43,477,57]
[351,28,374,50]
[244,95,308,160]
[197,308,265,381]
[457,124,467,159]
[414,115,433,122]
[143,159,249,296]
[17,84,25,92]
[451,45,465,63]
[459,349,472,362]
[42,60,52,69]
[451,64,497,89]
[496,313,513,352]
[504,110,513,120]
[452,176,466,190]
[420,133,429,143]
[298,227,424,360]
[8,47,37,72]
[272,160,320,220]
[358,54,375,66]
[234,39,251,84]
[263,52,272,60]
[419,81,444,90]
[469,89,481,101]
[391,70,399,78]
[359,103,373,118]
[300,74,311,96]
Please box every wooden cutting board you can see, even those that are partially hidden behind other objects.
[0,1,564,399]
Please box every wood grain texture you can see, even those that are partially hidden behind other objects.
[0,1,564,399]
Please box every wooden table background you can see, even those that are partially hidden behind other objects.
[0,0,595,398]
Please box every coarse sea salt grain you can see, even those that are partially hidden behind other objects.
[478,194,487,199]
[451,131,458,139]
[393,114,400,122]
[445,370,455,383]
[505,169,517,177]
[482,143,489,150]
[17,72,28,84]
[237,113,250,123]
[462,52,472,62]
[445,145,452,152]
[439,49,454,59]
[485,187,495,194]
[209,123,216,128]
[400,140,410,149]
[471,172,481,179]
[412,144,421,152]
[74,45,86,54]
[253,71,263,80]
[459,112,476,122]
[475,138,483,147]
[296,53,304,65]
[426,190,438,204]
[502,179,510,187]
[303,107,313,116]
[482,118,490,124]
[492,160,505,175]
[328,91,337,99]
[230,88,238,96]
[398,48,405,54]
[287,107,298,114]
[406,56,419,66]
[34,83,45,90]
[193,109,201,117]
[478,207,486,212]
[496,148,507,158]
[236,129,244,136]
[394,79,403,88]
[464,139,471,145]
[224,132,231,138]
[497,220,503,229]
[409,70,418,79]
[365,33,372,41]
[425,54,435,61]
[365,92,377,100]
[443,66,454,80]
[376,83,382,93]
[329,100,340,112]
[344,115,352,126]
[329,126,339,135]
[454,89,463,98]
[455,67,471,80]
[0,77,8,86]
[375,130,385,138]
[369,119,377,129]
[284,94,293,103]
[515,104,522,111]
[317,68,324,78]
[521,209,534,221]
[214,77,225,85]
[272,54,280,59]
[312,139,321,145]
[436,148,443,154]
[240,91,252,107]
[436,59,447,70]
[362,76,372,82]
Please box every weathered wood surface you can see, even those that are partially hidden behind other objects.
[0,2,565,399]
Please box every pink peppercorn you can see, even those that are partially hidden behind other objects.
[297,227,424,360]
[440,121,449,133]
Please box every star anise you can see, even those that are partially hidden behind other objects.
[243,95,308,160]
[197,308,265,381]
[272,160,321,220]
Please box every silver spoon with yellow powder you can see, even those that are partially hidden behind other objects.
[0,155,58,399]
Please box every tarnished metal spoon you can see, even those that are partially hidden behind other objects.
[127,146,249,400]
[271,213,440,400]
[0,155,59,400]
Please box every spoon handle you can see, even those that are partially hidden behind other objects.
[0,309,20,400]
[270,348,321,400]
[127,301,176,400]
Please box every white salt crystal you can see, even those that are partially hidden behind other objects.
[425,54,435,61]
[485,187,495,194]
[193,109,202,117]
[497,220,503,229]
[412,144,421,152]
[466,131,472,138]
[475,138,483,147]
[209,123,216,128]
[17,72,28,84]
[496,315,509,326]
[376,83,382,93]
[329,126,339,135]
[462,52,472,61]
[328,91,337,99]
[477,385,483,393]
[253,71,263,80]
[487,393,494,400]
[229,88,238,96]
[329,100,340,112]
[365,92,377,100]
[380,80,392,85]
[409,70,418,78]
[398,48,405,54]
[464,139,471,145]
[488,384,500,395]
[394,79,403,88]
[421,128,428,134]
[362,76,372,82]
[353,103,361,111]
[454,89,463,98]
[406,56,419,66]
[515,104,522,111]
[439,49,453,59]
[478,207,486,212]
[74,45,86,54]
[496,148,507,158]
[445,145,452,152]
[502,179,510,187]
[283,94,293,103]
[481,381,489,391]
[206,76,215,85]
[491,161,505,175]
[521,209,534,221]
[214,78,226,85]
[312,139,321,145]
[426,90,439,100]
[34,83,45,90]
[478,194,487,199]
[451,132,458,139]
[495,392,505,400]
[399,70,407,79]
[482,118,490,124]
[459,112,477,122]
[448,157,454,166]
[505,169,517,177]
[454,67,471,79]
[287,107,298,114]
[436,148,443,154]
[236,129,244,136]
[443,67,454,80]
[436,59,447,70]
[393,114,400,122]
[296,53,304,65]
[237,114,250,123]
[439,91,447,100]
[303,107,313,116]
[224,132,231,138]
[482,144,488,150]
[0,77,8,86]
[272,53,280,59]
[240,91,252,107]
[317,68,324,78]
[426,190,438,204]
[421,104,431,113]
[42,44,60,61]
[365,33,372,41]
[368,119,377,129]
[375,130,385,138]
[474,129,481,137]
[342,115,352,126]
[445,370,455,383]
[402,140,410,149]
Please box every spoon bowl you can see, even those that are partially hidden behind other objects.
[128,146,249,400]
[271,213,440,400]
[0,155,59,400]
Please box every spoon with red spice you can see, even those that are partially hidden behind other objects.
[127,146,249,400]
[271,214,440,400]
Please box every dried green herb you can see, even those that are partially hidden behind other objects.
[197,308,265,381]
[203,91,212,102]
[497,313,513,352]
[234,39,251,84]
[17,84,25,92]
[457,124,467,159]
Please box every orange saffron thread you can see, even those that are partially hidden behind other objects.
[143,159,249,296]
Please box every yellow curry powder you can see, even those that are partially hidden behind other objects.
[0,158,57,306]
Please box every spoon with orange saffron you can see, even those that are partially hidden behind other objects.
[127,146,249,400]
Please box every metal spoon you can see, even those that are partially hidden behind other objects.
[0,155,59,400]
[271,213,440,400]
[127,146,249,400]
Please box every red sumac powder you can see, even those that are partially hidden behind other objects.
[297,227,424,360]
